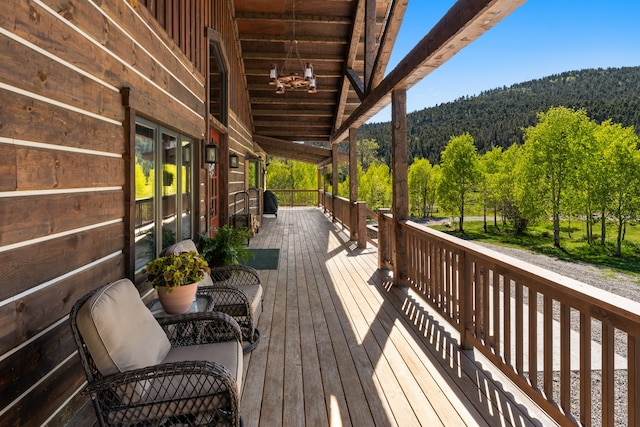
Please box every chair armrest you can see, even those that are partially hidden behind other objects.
[156,311,242,345]
[199,285,251,305]
[86,360,239,409]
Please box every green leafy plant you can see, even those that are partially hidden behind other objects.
[199,226,253,267]
[145,251,210,292]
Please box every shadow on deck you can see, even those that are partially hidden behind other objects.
[240,207,556,427]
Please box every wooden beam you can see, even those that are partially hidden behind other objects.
[345,68,365,101]
[238,33,347,44]
[364,0,377,92]
[252,109,334,117]
[254,134,333,164]
[241,51,345,62]
[371,0,409,89]
[333,0,365,134]
[235,12,353,25]
[332,0,527,143]
[391,89,408,286]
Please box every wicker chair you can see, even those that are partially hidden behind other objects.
[207,264,263,352]
[164,240,263,353]
[70,279,243,427]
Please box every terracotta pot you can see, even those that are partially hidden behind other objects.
[157,281,200,314]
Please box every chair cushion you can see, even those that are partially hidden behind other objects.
[76,279,171,376]
[244,284,263,328]
[162,340,244,393]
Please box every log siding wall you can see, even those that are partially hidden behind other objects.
[0,0,254,425]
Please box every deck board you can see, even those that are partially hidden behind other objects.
[242,208,558,427]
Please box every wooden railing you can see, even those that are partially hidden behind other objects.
[375,211,640,426]
[269,189,319,207]
[318,191,367,248]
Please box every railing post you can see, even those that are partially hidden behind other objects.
[459,251,473,350]
[391,88,408,287]
[350,202,357,241]
[378,208,391,270]
[357,202,367,248]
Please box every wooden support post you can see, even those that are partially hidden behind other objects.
[332,147,338,222]
[349,128,358,241]
[317,167,322,207]
[391,89,408,286]
[357,202,367,248]
[323,166,329,213]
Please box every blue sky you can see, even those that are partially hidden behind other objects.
[367,0,640,123]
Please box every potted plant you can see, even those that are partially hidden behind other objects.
[199,225,253,268]
[145,250,210,314]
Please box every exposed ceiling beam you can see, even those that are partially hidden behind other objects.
[370,0,409,89]
[345,68,365,101]
[332,0,527,143]
[364,0,377,91]
[238,34,348,44]
[254,135,333,164]
[249,97,337,106]
[235,12,353,25]
[241,52,344,62]
[333,0,366,133]
[252,109,334,117]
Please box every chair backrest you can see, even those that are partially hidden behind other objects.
[163,239,216,286]
[70,279,171,380]
[162,239,199,256]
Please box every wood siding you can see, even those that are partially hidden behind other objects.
[0,0,254,425]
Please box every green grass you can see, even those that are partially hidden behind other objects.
[432,219,640,278]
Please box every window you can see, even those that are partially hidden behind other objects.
[208,30,228,126]
[134,118,194,273]
[247,160,262,189]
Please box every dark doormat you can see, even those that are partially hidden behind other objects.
[243,249,280,270]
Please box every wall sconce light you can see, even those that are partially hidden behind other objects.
[204,143,218,164]
[183,145,191,164]
[229,153,239,168]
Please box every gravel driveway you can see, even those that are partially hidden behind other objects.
[474,241,640,302]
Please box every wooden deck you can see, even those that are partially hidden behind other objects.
[67,206,558,427]
[240,207,556,427]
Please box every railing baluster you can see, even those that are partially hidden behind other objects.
[543,296,553,399]
[504,275,511,366]
[493,269,501,355]
[630,335,640,427]
[475,263,483,340]
[580,312,592,427]
[560,303,571,413]
[602,324,615,426]
[515,282,524,376]
[483,265,490,346]
[528,288,538,390]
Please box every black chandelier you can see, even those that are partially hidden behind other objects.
[268,1,317,94]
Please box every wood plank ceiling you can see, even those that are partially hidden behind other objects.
[234,0,397,159]
[234,0,526,164]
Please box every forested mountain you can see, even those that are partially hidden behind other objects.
[356,66,640,165]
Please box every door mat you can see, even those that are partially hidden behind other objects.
[243,249,280,270]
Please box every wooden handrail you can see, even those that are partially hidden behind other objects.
[268,189,318,207]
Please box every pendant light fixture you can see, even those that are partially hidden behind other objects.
[268,0,317,94]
